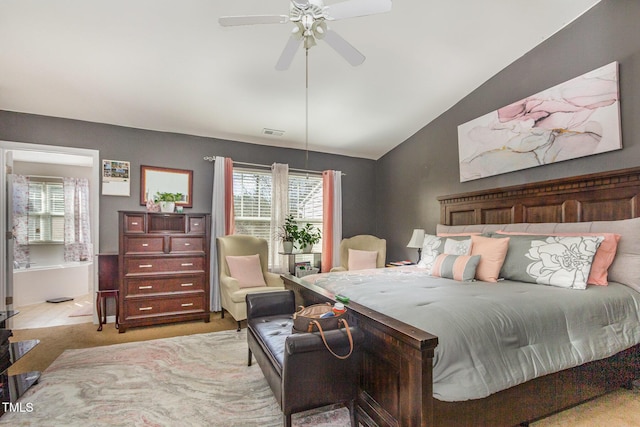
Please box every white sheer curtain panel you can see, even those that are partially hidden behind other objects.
[209,156,227,312]
[270,163,289,273]
[12,174,30,265]
[63,177,92,262]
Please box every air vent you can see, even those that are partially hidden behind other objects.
[262,128,285,137]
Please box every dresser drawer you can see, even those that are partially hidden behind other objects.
[124,236,165,254]
[124,295,205,319]
[125,275,204,296]
[124,256,204,275]
[124,214,146,233]
[169,236,204,253]
[188,216,206,234]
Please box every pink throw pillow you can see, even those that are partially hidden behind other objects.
[437,232,482,237]
[495,231,620,285]
[225,254,267,288]
[348,249,378,271]
[470,235,510,283]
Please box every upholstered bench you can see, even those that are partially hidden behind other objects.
[246,290,362,427]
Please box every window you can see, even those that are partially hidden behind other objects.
[28,179,65,243]
[233,169,323,255]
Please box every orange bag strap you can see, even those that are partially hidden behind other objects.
[310,319,354,359]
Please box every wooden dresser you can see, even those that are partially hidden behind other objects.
[118,211,211,332]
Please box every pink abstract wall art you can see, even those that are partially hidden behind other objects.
[457,61,621,182]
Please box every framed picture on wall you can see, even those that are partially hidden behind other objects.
[102,159,130,196]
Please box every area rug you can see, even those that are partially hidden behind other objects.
[0,330,351,426]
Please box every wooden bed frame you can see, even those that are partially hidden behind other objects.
[283,166,640,427]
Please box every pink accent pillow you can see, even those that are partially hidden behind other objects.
[348,249,378,271]
[470,235,510,283]
[225,254,267,288]
[437,232,482,237]
[495,231,621,285]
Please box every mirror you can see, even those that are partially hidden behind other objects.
[140,165,193,207]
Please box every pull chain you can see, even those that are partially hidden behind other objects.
[305,46,309,177]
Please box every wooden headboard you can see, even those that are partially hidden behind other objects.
[438,167,640,226]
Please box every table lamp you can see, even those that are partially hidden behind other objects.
[407,229,425,262]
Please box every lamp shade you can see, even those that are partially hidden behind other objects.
[407,229,425,249]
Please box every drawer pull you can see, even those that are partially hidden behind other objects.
[181,303,194,307]
[181,283,194,287]
[142,243,149,247]
[184,243,191,246]
[139,264,153,268]
[138,285,153,290]
[139,307,153,311]
[131,222,139,225]
[194,223,200,226]
[181,263,194,267]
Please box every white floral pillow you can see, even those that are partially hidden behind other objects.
[417,234,442,272]
[497,235,604,290]
[443,238,471,255]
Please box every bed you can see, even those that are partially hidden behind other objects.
[282,166,640,427]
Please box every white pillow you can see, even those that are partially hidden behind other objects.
[417,234,442,272]
[443,238,471,255]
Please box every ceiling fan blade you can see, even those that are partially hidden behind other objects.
[218,15,289,27]
[325,0,392,20]
[322,29,365,66]
[275,35,303,71]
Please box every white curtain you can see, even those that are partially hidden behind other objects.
[12,174,30,265]
[63,177,92,262]
[269,163,289,273]
[210,156,227,312]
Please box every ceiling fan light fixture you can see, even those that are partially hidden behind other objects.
[219,0,392,70]
[313,21,327,39]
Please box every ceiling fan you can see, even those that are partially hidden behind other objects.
[219,0,392,70]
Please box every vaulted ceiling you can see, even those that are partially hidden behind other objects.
[0,0,601,159]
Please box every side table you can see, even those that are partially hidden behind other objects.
[96,290,119,331]
[279,252,322,275]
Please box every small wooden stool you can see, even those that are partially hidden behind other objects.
[96,290,119,331]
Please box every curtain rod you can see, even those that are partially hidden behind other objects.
[203,156,345,176]
[25,174,64,180]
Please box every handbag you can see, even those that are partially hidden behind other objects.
[292,303,354,359]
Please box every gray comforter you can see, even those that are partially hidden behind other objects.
[304,267,640,401]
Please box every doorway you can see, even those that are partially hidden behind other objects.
[1,141,100,329]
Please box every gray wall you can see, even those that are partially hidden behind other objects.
[4,1,638,264]
[377,0,640,261]
[0,112,376,253]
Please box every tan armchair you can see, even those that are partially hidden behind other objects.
[217,235,284,330]
[331,235,387,272]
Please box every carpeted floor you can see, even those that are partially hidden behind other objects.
[8,315,239,376]
[5,319,640,426]
[2,330,350,426]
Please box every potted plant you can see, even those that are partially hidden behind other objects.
[296,222,321,253]
[154,192,183,213]
[278,214,298,253]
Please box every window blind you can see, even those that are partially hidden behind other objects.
[233,169,324,257]
[27,180,64,243]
